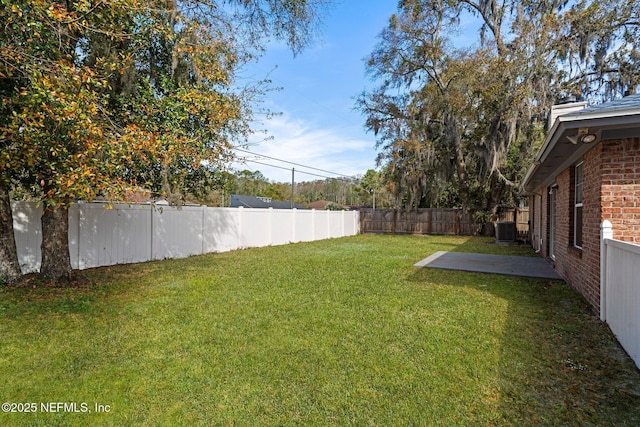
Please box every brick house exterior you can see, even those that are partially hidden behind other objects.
[523,95,640,314]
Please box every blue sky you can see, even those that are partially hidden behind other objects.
[233,1,400,183]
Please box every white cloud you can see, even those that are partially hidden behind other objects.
[234,112,377,183]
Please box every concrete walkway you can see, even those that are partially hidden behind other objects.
[414,251,563,280]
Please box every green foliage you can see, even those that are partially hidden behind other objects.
[1,235,640,425]
[359,0,640,213]
[1,0,330,207]
[323,202,344,210]
[192,168,395,208]
[0,0,330,280]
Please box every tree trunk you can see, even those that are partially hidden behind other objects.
[479,175,506,236]
[0,184,21,284]
[40,204,74,283]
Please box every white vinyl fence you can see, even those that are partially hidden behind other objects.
[11,201,360,274]
[600,220,640,369]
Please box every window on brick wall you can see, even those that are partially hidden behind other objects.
[574,161,583,248]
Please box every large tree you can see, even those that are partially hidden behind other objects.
[0,26,22,283]
[359,0,640,218]
[0,0,328,283]
[0,186,20,283]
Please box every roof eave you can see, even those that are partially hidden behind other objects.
[522,110,640,195]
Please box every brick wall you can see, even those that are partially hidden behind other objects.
[544,145,602,312]
[601,138,640,243]
[530,137,640,314]
[580,144,603,310]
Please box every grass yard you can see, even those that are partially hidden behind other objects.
[1,234,640,426]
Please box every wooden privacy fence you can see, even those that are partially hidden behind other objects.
[360,208,477,235]
[361,207,530,238]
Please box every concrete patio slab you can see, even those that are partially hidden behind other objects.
[414,251,563,280]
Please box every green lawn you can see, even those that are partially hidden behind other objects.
[1,234,639,426]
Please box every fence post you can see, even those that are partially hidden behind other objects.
[354,211,359,235]
[326,209,331,238]
[393,209,397,234]
[600,220,613,321]
[238,206,243,249]
[268,207,273,246]
[201,205,206,255]
[150,204,154,261]
[292,208,297,243]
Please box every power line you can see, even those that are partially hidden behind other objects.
[233,147,354,179]
[239,158,342,180]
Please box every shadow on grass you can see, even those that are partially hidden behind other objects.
[0,285,100,317]
[2,234,640,426]
[407,261,640,426]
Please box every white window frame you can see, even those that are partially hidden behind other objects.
[574,161,583,249]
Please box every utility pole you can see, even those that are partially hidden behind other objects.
[291,167,295,209]
[370,188,376,210]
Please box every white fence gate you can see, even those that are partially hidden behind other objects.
[11,202,360,274]
[600,220,640,369]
